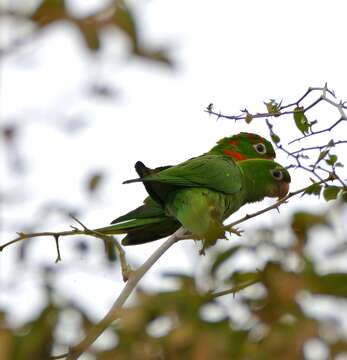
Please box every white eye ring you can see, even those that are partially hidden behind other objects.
[271,169,284,181]
[253,143,267,155]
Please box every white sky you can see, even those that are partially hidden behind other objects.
[1,0,347,331]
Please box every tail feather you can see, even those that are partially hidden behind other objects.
[95,217,180,245]
[110,160,181,244]
[111,197,163,224]
[121,218,180,245]
[96,217,165,234]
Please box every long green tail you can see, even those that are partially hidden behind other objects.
[95,197,180,245]
[95,217,180,245]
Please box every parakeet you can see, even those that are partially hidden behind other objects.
[97,133,278,245]
[120,156,290,248]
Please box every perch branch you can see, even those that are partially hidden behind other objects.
[65,227,187,360]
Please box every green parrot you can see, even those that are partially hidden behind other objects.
[120,156,290,248]
[96,133,278,245]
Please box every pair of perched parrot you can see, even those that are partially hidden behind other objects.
[97,133,291,249]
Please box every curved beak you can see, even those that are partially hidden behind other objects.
[278,182,289,200]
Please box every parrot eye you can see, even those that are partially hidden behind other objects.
[254,143,267,155]
[271,169,284,181]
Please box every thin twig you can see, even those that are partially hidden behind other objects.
[205,85,338,122]
[290,140,347,155]
[0,218,132,282]
[0,229,84,251]
[211,278,260,299]
[54,235,61,263]
[288,117,347,145]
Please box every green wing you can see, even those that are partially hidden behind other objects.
[126,155,242,194]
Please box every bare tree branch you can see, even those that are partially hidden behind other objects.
[0,217,132,282]
[65,227,187,360]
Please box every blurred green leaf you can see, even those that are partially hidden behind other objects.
[13,304,59,360]
[86,172,104,193]
[112,0,138,50]
[29,0,173,65]
[76,21,100,50]
[293,106,309,135]
[303,183,322,197]
[330,340,347,359]
[323,186,341,201]
[0,312,13,360]
[307,272,347,297]
[292,211,329,233]
[291,211,330,251]
[244,316,318,360]
[325,154,337,166]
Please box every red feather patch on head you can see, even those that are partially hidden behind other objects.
[245,133,259,144]
[223,149,247,161]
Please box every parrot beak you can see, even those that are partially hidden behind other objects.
[277,182,289,200]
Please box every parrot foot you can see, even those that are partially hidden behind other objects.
[225,226,243,237]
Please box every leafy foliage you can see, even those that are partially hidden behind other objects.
[3,0,173,65]
[2,207,347,359]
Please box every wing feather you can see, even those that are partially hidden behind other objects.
[136,155,242,194]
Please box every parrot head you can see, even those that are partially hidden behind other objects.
[267,165,291,199]
[239,159,291,202]
[209,132,276,161]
